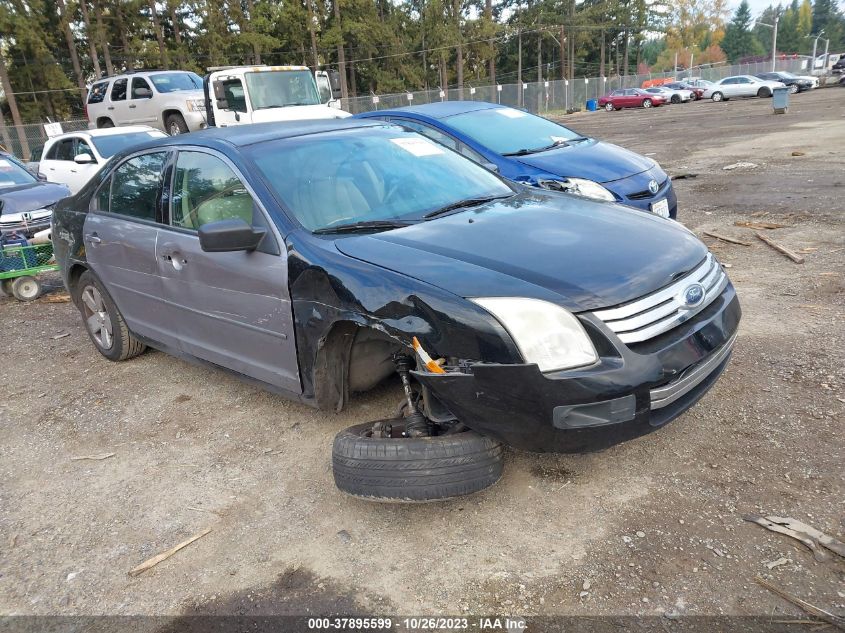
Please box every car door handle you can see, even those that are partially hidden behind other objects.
[84,233,101,244]
[129,104,136,109]
[107,106,115,110]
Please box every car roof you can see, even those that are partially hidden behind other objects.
[127,119,388,152]
[359,101,504,120]
[46,126,162,142]
[93,70,197,83]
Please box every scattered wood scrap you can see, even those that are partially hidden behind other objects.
[70,452,115,461]
[735,221,789,230]
[744,515,828,562]
[703,231,752,246]
[756,577,845,629]
[765,516,845,558]
[41,293,71,303]
[756,233,805,263]
[128,527,212,577]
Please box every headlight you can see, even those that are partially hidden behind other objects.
[471,297,598,372]
[186,99,206,112]
[537,177,616,202]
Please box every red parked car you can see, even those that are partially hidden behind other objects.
[599,88,666,111]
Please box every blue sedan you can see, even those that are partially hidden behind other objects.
[356,101,678,219]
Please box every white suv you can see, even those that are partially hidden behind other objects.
[86,70,208,135]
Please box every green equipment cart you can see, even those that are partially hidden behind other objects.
[0,242,58,301]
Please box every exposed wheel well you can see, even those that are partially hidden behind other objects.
[313,321,405,412]
[66,263,88,303]
[162,109,185,124]
[96,117,113,128]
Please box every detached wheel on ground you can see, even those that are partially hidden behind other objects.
[11,276,41,301]
[332,421,504,502]
[165,113,189,135]
[75,271,146,361]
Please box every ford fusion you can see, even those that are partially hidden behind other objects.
[52,120,740,502]
[357,102,678,220]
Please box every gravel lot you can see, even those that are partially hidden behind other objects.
[1,88,843,624]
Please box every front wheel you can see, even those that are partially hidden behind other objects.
[11,276,41,301]
[165,113,189,136]
[671,95,680,104]
[788,84,799,94]
[75,271,146,361]
[332,421,504,502]
[605,102,615,112]
[643,99,653,108]
[712,92,724,102]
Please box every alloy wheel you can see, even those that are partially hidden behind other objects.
[81,285,114,350]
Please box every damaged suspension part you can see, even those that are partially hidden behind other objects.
[393,353,430,437]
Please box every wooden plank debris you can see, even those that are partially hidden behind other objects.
[129,527,212,577]
[703,232,752,246]
[755,233,805,263]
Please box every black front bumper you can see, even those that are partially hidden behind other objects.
[414,284,741,453]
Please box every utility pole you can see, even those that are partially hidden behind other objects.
[755,14,780,72]
[517,28,523,106]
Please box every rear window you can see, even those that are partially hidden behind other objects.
[88,81,109,104]
[91,131,166,158]
[111,79,128,101]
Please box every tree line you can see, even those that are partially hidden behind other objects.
[0,0,843,127]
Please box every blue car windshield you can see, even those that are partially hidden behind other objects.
[0,154,37,188]
[445,108,583,155]
[249,127,513,231]
[92,131,165,158]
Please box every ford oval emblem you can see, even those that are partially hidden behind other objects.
[681,283,706,308]
[648,179,659,195]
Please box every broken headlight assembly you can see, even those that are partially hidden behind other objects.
[537,177,616,202]
[470,297,598,372]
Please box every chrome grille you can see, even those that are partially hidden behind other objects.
[592,253,728,344]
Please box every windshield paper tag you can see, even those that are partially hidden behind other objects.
[498,109,528,118]
[0,159,11,168]
[390,137,444,157]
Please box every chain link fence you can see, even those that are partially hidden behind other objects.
[0,58,825,160]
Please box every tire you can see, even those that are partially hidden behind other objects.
[165,113,189,136]
[97,118,114,129]
[332,421,504,502]
[643,99,653,108]
[75,271,146,361]
[11,276,41,301]
[605,102,614,112]
[0,278,13,296]
[671,95,680,104]
[712,92,724,102]
[788,84,799,94]
[757,87,771,98]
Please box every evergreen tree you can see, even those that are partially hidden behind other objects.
[721,0,764,61]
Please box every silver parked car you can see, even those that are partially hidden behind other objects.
[703,75,786,102]
[644,86,694,104]
[85,70,208,135]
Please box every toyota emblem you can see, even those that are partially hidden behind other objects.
[648,179,659,195]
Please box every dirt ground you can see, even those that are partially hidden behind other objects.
[1,88,843,627]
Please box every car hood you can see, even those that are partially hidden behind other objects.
[511,140,655,184]
[250,105,352,123]
[334,191,707,312]
[0,182,70,215]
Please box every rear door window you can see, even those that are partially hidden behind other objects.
[107,152,167,220]
[110,78,128,101]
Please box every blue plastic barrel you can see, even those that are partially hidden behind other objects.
[586,99,598,112]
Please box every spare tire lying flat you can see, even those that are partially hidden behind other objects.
[332,421,504,502]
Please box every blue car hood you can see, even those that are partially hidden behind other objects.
[0,182,70,215]
[334,191,707,312]
[514,140,656,184]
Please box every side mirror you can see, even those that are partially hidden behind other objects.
[328,69,342,100]
[212,80,230,110]
[198,218,265,253]
[134,87,153,98]
[74,153,95,165]
[36,172,48,182]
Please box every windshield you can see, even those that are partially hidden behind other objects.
[0,154,37,188]
[91,131,166,158]
[149,72,203,93]
[445,107,583,155]
[778,72,796,79]
[245,70,320,109]
[249,127,513,231]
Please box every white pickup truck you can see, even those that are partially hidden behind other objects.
[205,65,351,127]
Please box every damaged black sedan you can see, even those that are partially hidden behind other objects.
[52,120,740,502]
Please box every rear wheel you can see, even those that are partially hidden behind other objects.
[757,87,771,98]
[643,99,653,108]
[605,102,615,112]
[332,421,504,502]
[11,276,41,301]
[712,92,724,102]
[165,113,189,136]
[75,271,146,361]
